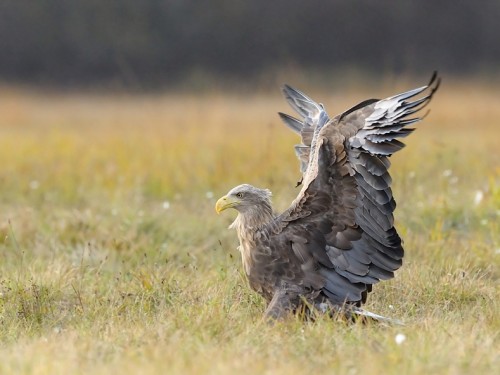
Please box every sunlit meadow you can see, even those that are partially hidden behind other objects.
[0,77,498,374]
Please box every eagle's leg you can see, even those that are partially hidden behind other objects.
[264,289,300,320]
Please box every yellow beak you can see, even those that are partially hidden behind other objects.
[215,195,240,214]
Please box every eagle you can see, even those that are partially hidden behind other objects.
[216,73,440,321]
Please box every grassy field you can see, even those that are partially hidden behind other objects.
[0,78,498,374]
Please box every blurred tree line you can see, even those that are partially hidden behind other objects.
[0,0,498,88]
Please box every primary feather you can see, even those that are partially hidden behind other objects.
[216,73,440,320]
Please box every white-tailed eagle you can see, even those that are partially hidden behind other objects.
[216,73,440,321]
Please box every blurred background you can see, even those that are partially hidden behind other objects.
[1,0,499,90]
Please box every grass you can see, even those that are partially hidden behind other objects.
[0,77,498,374]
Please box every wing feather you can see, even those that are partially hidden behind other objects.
[278,85,330,178]
[269,73,439,305]
[278,112,304,134]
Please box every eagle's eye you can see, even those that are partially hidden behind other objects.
[236,192,244,198]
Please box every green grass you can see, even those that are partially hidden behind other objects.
[0,79,498,374]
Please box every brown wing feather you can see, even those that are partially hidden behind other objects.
[278,84,330,180]
[266,74,440,306]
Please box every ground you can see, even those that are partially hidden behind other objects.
[0,78,498,374]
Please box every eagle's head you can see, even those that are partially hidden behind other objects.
[215,184,272,215]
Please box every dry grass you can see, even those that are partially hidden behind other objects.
[0,77,498,374]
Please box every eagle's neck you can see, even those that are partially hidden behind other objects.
[229,202,274,275]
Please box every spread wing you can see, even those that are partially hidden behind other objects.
[269,73,440,305]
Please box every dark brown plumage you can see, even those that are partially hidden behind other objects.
[216,73,440,321]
